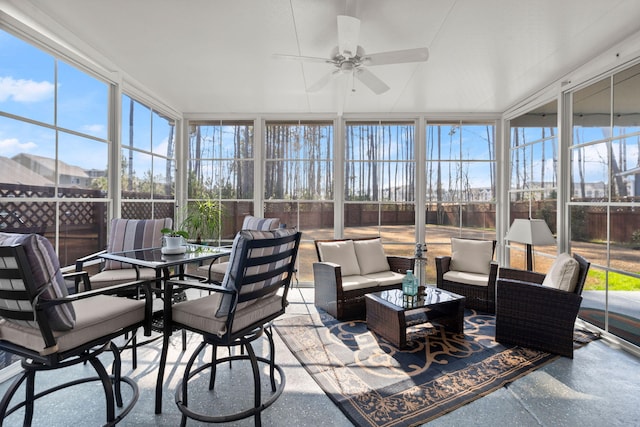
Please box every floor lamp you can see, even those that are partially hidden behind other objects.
[505,218,557,271]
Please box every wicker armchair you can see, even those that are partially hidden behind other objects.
[435,238,498,313]
[495,253,590,358]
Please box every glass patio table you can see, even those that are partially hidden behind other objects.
[99,244,232,414]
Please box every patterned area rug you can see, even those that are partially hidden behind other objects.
[274,310,598,427]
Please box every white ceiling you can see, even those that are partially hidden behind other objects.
[11,0,640,115]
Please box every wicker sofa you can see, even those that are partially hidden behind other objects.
[313,237,413,320]
[495,253,591,358]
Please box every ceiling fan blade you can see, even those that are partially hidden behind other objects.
[355,68,390,95]
[362,47,429,66]
[272,53,333,64]
[307,71,339,92]
[337,15,360,57]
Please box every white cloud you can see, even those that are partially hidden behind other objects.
[0,138,37,156]
[83,124,105,133]
[0,76,54,103]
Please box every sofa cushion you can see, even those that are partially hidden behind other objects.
[354,238,390,275]
[0,233,76,331]
[449,238,493,275]
[443,270,489,287]
[316,240,361,277]
[542,253,580,292]
[362,270,404,287]
[340,275,379,292]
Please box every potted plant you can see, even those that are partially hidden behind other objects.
[181,200,224,244]
[161,228,189,250]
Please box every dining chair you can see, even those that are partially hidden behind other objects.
[0,232,152,425]
[164,228,301,426]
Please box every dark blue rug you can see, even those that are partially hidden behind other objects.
[275,310,597,427]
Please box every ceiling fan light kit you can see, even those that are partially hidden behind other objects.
[275,14,429,95]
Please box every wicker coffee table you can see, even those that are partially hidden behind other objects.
[365,287,466,348]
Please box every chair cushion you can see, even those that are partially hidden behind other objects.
[242,215,280,230]
[83,267,158,290]
[0,233,76,331]
[316,240,360,277]
[449,238,493,275]
[173,292,283,337]
[216,228,298,317]
[197,261,228,283]
[0,294,145,355]
[104,218,172,270]
[353,238,390,275]
[542,253,580,292]
[443,270,489,287]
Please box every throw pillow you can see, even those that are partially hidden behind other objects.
[0,233,76,331]
[449,238,493,275]
[316,240,361,277]
[542,253,580,292]
[242,215,280,230]
[354,238,390,275]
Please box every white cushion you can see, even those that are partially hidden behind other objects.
[362,270,404,287]
[542,253,580,292]
[443,270,489,287]
[353,238,390,275]
[316,240,361,276]
[340,275,379,291]
[449,238,493,275]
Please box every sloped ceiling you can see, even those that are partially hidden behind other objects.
[10,0,640,115]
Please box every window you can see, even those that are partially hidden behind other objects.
[344,120,416,257]
[120,95,175,219]
[426,121,497,276]
[508,103,558,271]
[187,121,254,243]
[265,120,334,282]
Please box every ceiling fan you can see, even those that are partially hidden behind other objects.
[275,15,429,95]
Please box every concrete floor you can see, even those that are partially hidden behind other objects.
[1,287,639,426]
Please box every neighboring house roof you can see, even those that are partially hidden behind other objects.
[11,153,89,178]
[0,156,55,186]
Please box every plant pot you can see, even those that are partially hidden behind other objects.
[164,236,184,249]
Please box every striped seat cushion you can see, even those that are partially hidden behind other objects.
[241,215,280,231]
[0,233,76,331]
[104,218,172,270]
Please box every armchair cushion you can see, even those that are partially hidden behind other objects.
[449,238,493,275]
[316,240,361,276]
[0,233,75,331]
[104,218,172,270]
[443,270,491,287]
[353,238,391,275]
[542,252,580,292]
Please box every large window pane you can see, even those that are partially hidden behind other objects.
[570,142,608,201]
[0,31,55,124]
[57,62,108,139]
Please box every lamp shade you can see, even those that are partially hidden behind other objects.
[505,219,556,245]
